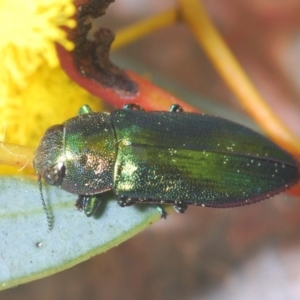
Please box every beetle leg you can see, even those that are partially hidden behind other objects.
[173,201,188,213]
[78,105,93,115]
[75,195,101,217]
[123,104,144,110]
[117,195,136,207]
[155,205,167,219]
[169,104,183,112]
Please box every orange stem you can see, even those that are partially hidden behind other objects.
[112,9,179,50]
[179,0,300,158]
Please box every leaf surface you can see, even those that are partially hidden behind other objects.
[0,176,162,290]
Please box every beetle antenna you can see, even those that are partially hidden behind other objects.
[38,174,53,231]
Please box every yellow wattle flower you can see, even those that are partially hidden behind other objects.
[0,1,75,95]
[0,0,103,174]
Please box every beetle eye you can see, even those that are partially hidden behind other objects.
[43,162,65,186]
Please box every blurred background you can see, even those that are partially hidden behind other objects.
[3,0,300,299]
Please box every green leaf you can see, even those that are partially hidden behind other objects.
[0,176,163,290]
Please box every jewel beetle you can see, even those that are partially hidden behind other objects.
[33,104,300,228]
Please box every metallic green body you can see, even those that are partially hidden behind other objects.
[112,110,299,207]
[34,105,299,218]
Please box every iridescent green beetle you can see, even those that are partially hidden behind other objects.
[33,104,300,228]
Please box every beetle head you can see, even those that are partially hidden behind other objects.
[33,124,66,186]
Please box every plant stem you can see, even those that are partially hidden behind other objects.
[112,9,179,50]
[0,143,34,170]
[179,0,300,158]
